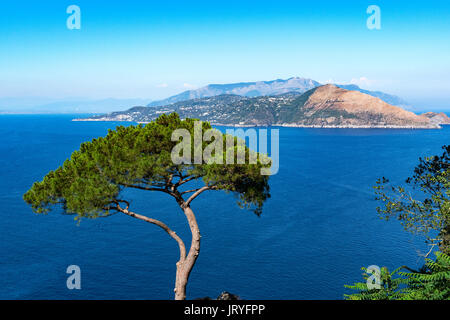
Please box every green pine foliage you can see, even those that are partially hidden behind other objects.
[23,113,273,299]
[23,113,271,220]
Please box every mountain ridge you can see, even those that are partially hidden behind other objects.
[75,84,438,129]
[147,77,409,108]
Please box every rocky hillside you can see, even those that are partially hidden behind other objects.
[274,84,436,128]
[75,85,438,128]
[420,112,450,125]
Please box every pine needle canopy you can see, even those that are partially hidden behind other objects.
[23,113,271,219]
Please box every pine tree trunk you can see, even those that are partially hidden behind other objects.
[174,206,201,300]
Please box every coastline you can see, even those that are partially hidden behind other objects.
[72,118,442,129]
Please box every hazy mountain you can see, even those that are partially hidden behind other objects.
[76,85,437,128]
[147,77,321,107]
[335,84,410,109]
[147,77,410,109]
[1,77,412,114]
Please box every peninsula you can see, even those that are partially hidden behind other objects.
[75,84,440,129]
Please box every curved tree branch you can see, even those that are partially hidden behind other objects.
[116,204,186,263]
[175,176,198,188]
[184,186,216,207]
[181,188,203,195]
[120,183,179,199]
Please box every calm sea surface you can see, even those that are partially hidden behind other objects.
[0,114,448,299]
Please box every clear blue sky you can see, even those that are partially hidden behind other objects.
[0,0,449,109]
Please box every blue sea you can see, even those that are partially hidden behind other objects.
[0,114,448,300]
